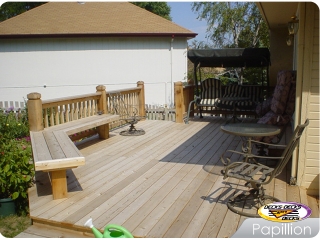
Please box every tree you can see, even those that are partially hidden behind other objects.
[192,2,269,48]
[0,2,171,22]
[132,2,171,20]
[0,2,46,21]
[191,2,270,85]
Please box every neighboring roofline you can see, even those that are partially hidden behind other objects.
[0,32,197,40]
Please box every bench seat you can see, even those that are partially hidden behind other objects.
[30,131,85,171]
[44,114,120,135]
[30,113,120,199]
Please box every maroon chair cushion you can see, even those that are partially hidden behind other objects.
[255,96,272,116]
[270,70,295,115]
[257,110,291,126]
[285,80,296,116]
[255,110,292,143]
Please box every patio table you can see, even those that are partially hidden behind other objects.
[220,123,281,163]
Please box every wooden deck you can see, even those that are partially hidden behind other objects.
[19,117,319,238]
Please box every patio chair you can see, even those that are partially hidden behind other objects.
[108,92,145,136]
[255,70,296,154]
[220,119,309,217]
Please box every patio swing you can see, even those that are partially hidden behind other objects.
[186,48,271,123]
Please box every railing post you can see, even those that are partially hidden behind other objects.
[186,85,195,118]
[96,85,109,139]
[137,81,146,117]
[27,92,44,131]
[174,81,184,123]
[96,85,107,114]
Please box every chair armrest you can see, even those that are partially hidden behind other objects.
[195,96,201,104]
[251,139,286,148]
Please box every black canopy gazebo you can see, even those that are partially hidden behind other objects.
[187,48,271,96]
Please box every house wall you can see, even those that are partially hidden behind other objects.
[0,37,188,107]
[269,28,295,85]
[296,2,319,195]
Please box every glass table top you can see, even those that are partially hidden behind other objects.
[220,123,281,137]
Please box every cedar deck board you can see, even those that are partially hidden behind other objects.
[24,118,319,238]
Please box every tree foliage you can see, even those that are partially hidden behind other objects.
[192,2,269,48]
[0,2,171,22]
[0,2,46,21]
[132,2,171,20]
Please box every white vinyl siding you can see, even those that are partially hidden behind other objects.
[297,2,319,194]
[0,37,188,106]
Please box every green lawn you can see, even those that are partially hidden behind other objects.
[0,215,31,238]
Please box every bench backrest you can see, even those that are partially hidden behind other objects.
[242,85,263,102]
[200,78,222,100]
[223,84,263,102]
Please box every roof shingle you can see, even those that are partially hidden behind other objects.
[0,2,197,38]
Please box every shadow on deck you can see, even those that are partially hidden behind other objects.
[18,117,319,238]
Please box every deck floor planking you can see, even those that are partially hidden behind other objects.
[24,117,319,238]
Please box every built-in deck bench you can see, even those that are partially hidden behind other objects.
[27,86,122,199]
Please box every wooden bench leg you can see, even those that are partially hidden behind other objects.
[51,170,68,200]
[97,123,109,139]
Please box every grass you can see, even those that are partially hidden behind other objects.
[0,215,31,238]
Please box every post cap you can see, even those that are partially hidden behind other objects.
[96,85,106,91]
[27,92,41,100]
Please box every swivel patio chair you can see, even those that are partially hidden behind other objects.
[109,92,146,136]
[220,119,309,217]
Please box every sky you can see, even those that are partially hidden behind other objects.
[167,2,208,44]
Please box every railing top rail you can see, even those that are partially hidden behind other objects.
[107,87,141,96]
[183,84,195,88]
[40,86,142,109]
[42,92,101,108]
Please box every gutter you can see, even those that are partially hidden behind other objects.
[0,32,197,40]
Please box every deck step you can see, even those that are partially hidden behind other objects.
[14,222,94,238]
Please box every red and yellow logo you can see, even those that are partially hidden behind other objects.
[258,202,312,223]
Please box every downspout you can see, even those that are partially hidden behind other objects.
[170,35,174,107]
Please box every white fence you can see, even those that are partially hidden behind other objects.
[0,101,26,111]
[0,101,27,120]
[145,104,176,121]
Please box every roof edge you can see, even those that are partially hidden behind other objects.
[0,32,198,40]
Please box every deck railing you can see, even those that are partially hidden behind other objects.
[27,82,145,134]
[174,82,195,123]
[106,81,145,127]
[25,80,193,130]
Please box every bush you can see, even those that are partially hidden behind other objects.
[0,107,34,215]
